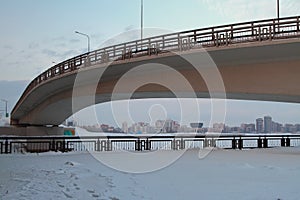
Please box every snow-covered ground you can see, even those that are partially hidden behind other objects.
[1,147,300,200]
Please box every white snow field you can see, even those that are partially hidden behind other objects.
[1,147,300,200]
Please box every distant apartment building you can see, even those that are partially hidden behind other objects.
[209,123,225,132]
[264,116,272,133]
[122,121,128,133]
[284,124,296,133]
[240,123,255,133]
[155,120,165,133]
[163,119,179,133]
[272,122,282,133]
[295,124,300,132]
[256,118,264,133]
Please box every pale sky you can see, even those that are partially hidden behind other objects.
[0,0,300,127]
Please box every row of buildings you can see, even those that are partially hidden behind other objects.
[71,116,300,134]
[121,116,300,134]
[255,116,300,133]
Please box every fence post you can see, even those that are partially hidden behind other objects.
[286,137,291,147]
[297,16,299,32]
[238,137,243,150]
[101,140,106,151]
[180,138,185,150]
[135,138,141,151]
[203,139,208,148]
[107,139,112,151]
[62,140,66,152]
[145,138,150,150]
[225,32,229,46]
[258,26,261,41]
[263,138,268,148]
[257,138,263,148]
[232,138,237,149]
[51,139,56,151]
[96,139,100,151]
[281,138,285,147]
[178,34,182,51]
[4,139,9,154]
[172,139,175,150]
[211,139,216,147]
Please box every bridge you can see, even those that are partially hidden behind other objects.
[10,16,300,130]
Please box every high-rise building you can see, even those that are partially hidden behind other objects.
[264,116,272,133]
[212,123,225,132]
[284,124,296,133]
[155,120,165,133]
[256,118,264,133]
[164,119,175,133]
[122,121,128,133]
[272,122,282,133]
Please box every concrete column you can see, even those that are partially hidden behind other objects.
[26,126,64,136]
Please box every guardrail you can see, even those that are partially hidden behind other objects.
[11,16,300,116]
[1,134,300,154]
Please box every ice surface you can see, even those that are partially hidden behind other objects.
[1,148,300,199]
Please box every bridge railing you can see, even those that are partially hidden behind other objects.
[0,134,300,154]
[12,16,300,117]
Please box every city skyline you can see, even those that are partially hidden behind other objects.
[73,114,300,134]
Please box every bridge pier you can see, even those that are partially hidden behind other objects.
[0,126,64,136]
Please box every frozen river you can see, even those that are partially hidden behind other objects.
[1,147,300,199]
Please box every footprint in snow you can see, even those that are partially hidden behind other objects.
[87,189,95,193]
[62,191,73,198]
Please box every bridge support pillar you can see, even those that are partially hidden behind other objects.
[26,126,64,136]
[25,126,64,152]
[0,126,64,136]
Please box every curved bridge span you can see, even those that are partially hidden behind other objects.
[11,16,300,126]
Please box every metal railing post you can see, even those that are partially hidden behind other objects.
[4,139,9,154]
[286,137,291,147]
[232,138,237,149]
[180,138,185,150]
[297,16,300,32]
[258,26,261,41]
[263,138,268,148]
[281,138,285,147]
[101,140,106,151]
[257,138,263,148]
[96,139,100,151]
[135,138,141,151]
[238,137,243,150]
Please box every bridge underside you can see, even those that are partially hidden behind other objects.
[11,39,300,126]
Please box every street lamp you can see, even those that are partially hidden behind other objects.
[141,0,144,40]
[75,31,90,53]
[1,99,8,118]
[277,0,280,20]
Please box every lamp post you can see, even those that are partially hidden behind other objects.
[75,31,90,53]
[277,0,280,20]
[141,0,144,40]
[1,99,8,118]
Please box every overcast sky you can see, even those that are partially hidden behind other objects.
[0,0,300,127]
